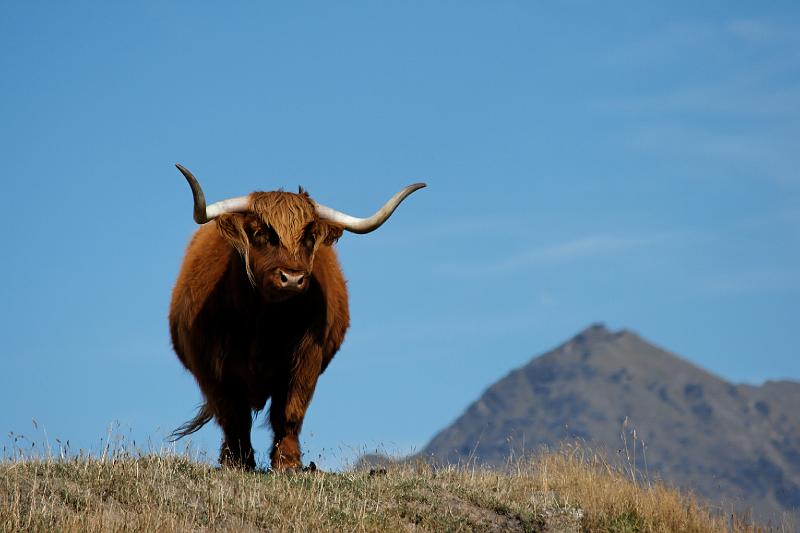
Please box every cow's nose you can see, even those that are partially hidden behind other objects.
[278,270,306,290]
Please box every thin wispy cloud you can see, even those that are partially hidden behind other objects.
[596,16,800,185]
[437,232,673,278]
[725,18,799,45]
[602,17,799,69]
[725,208,800,232]
[599,79,800,120]
[628,122,795,159]
[621,123,800,185]
[491,234,666,272]
[703,267,800,295]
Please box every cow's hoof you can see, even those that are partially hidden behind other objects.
[303,461,322,473]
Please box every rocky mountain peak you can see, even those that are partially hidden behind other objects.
[420,324,800,523]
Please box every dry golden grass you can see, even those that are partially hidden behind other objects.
[0,440,776,533]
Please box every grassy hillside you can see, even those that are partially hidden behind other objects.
[0,445,772,533]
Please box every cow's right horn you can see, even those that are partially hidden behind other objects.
[313,183,427,234]
[176,164,252,224]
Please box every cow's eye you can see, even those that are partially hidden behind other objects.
[304,234,316,249]
[253,226,279,246]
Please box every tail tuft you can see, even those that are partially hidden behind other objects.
[169,403,213,441]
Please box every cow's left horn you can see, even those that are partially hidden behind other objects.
[175,164,252,224]
[313,183,427,234]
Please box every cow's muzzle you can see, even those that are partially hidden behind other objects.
[277,269,307,292]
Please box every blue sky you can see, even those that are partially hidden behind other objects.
[1,2,798,468]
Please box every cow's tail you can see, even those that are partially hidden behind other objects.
[169,403,213,441]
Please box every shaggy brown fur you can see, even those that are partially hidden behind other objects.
[169,190,348,471]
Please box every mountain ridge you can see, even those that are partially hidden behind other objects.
[420,324,800,523]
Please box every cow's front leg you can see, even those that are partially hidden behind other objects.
[208,381,256,470]
[269,345,322,471]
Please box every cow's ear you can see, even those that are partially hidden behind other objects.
[216,214,250,255]
[319,221,344,246]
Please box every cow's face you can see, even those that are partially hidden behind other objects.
[216,191,343,301]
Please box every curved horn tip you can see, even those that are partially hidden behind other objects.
[401,182,427,197]
[175,164,194,182]
[174,163,210,224]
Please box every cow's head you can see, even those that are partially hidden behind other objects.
[175,164,425,301]
[215,191,343,301]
